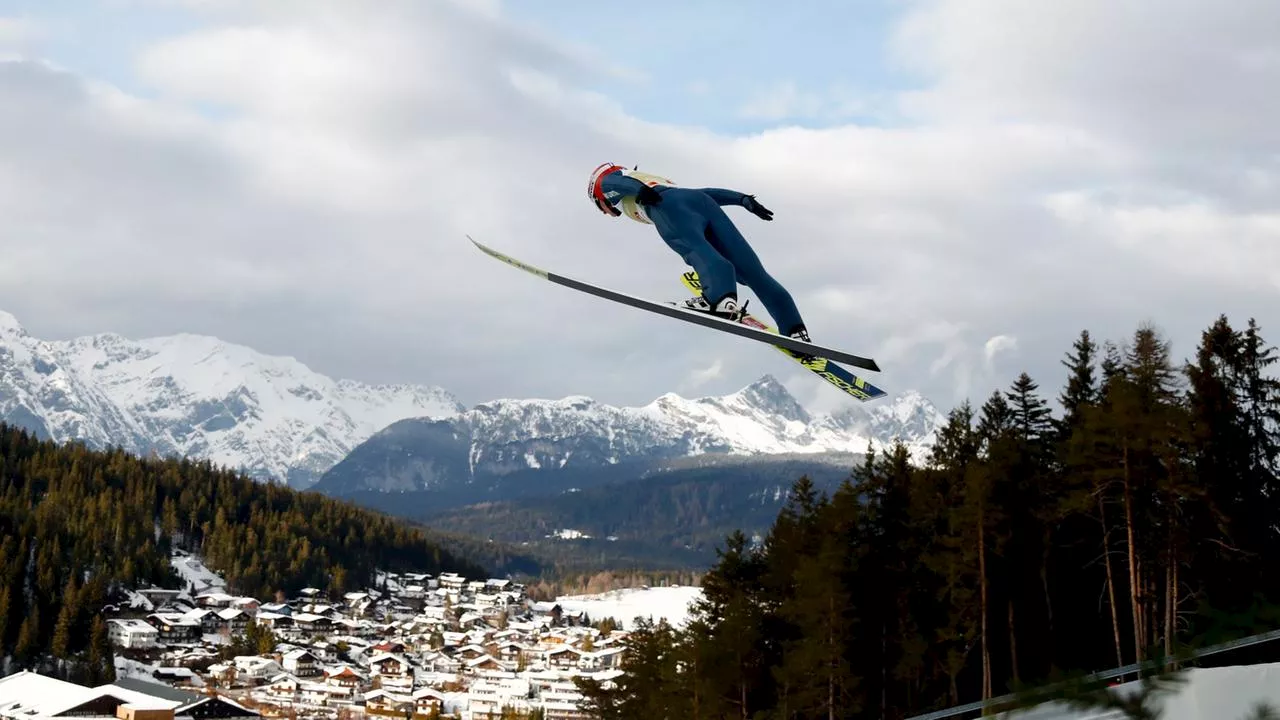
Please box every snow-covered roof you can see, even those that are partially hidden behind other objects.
[108,618,158,633]
[0,672,172,716]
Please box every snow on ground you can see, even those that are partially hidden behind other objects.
[114,657,162,681]
[170,551,227,595]
[1004,662,1280,719]
[120,589,154,612]
[553,586,703,630]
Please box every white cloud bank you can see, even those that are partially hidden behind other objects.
[1,0,1277,415]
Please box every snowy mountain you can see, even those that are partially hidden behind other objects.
[0,309,945,493]
[312,374,946,496]
[0,311,464,486]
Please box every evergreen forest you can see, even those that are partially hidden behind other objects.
[0,427,492,681]
[575,315,1280,719]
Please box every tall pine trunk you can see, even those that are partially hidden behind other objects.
[1008,599,1019,686]
[1100,496,1124,667]
[1123,444,1144,664]
[979,496,992,700]
[828,592,836,720]
[1041,528,1055,665]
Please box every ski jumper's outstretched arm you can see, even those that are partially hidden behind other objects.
[698,188,773,221]
[696,188,750,206]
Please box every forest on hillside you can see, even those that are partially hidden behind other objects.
[575,315,1280,719]
[420,459,857,571]
[0,425,494,681]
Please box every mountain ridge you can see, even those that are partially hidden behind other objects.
[0,310,944,490]
[310,374,944,498]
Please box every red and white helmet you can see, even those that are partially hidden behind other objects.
[588,162,624,217]
[587,163,675,223]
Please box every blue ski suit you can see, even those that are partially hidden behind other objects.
[598,171,806,337]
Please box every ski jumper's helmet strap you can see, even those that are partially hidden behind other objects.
[589,163,624,216]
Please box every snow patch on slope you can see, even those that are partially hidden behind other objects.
[554,586,704,630]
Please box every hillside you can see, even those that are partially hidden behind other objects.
[0,420,522,680]
[311,376,942,502]
[397,453,867,569]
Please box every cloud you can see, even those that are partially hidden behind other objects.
[737,81,875,122]
[1,0,1277,419]
[984,335,1018,369]
[0,17,41,53]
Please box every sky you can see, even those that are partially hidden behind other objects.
[1,0,1278,416]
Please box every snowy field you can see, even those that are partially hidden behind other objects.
[553,586,703,630]
[170,551,227,595]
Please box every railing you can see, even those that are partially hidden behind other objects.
[906,626,1280,720]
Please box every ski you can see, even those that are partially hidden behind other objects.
[679,271,887,402]
[468,236,881,372]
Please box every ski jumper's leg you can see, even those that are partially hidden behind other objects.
[652,191,737,305]
[701,197,806,335]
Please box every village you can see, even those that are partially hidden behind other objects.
[92,551,632,719]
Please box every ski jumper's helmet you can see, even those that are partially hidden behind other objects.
[588,163,674,225]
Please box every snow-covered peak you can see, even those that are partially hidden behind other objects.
[2,309,945,491]
[821,388,947,461]
[0,311,26,339]
[719,374,811,424]
[0,310,463,486]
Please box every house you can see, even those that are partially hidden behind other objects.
[262,674,298,700]
[438,572,467,591]
[252,611,294,630]
[588,646,627,670]
[107,619,159,649]
[281,649,319,677]
[291,612,334,634]
[136,587,184,607]
[216,608,250,633]
[182,608,221,634]
[368,652,412,677]
[496,641,533,663]
[0,671,261,719]
[232,656,282,680]
[453,644,490,661]
[310,640,339,662]
[466,654,504,672]
[146,613,201,642]
[371,640,407,654]
[542,699,593,720]
[414,688,447,715]
[258,602,291,615]
[545,646,586,670]
[195,592,236,608]
[323,665,368,690]
[364,689,414,716]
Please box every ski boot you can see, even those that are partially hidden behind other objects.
[785,324,817,363]
[680,293,748,323]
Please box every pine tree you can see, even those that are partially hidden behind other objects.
[51,575,79,659]
[920,402,981,705]
[15,605,39,665]
[87,615,115,684]
[1059,330,1101,438]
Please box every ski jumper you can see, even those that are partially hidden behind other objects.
[590,166,807,338]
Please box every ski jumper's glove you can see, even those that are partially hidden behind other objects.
[743,195,773,221]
